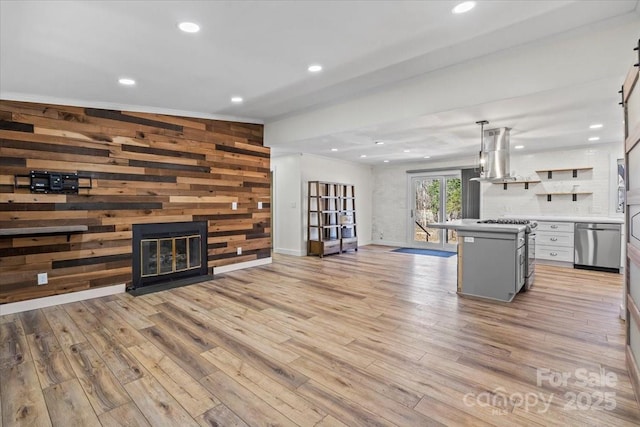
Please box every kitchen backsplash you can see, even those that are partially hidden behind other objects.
[481,144,624,219]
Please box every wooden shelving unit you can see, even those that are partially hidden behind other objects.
[307,181,358,257]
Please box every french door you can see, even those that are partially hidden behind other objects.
[409,173,461,251]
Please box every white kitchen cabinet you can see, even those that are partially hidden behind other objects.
[535,221,574,263]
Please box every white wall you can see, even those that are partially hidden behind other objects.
[272,153,373,256]
[372,156,477,246]
[481,143,625,218]
[271,154,302,255]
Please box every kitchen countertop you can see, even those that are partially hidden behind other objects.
[429,219,528,234]
[501,215,624,224]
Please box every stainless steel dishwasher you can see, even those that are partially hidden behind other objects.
[574,223,621,273]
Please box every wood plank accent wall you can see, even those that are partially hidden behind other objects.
[0,100,270,304]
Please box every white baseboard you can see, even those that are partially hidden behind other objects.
[375,239,406,248]
[273,248,305,256]
[214,257,272,274]
[0,284,126,316]
[620,303,627,321]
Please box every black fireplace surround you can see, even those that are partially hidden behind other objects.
[131,221,209,294]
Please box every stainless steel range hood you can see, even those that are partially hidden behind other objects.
[471,126,514,183]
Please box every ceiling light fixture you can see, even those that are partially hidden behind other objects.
[423,156,431,159]
[231,96,243,103]
[452,1,476,14]
[118,78,136,86]
[589,123,603,129]
[360,154,367,158]
[403,149,410,153]
[375,141,384,145]
[514,145,524,149]
[178,22,200,33]
[588,136,600,141]
[308,64,323,73]
[383,160,390,163]
[331,148,338,152]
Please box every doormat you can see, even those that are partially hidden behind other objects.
[391,248,457,257]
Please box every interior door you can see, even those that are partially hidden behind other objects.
[410,174,461,251]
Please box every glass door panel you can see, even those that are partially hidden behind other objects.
[411,177,442,246]
[410,174,461,250]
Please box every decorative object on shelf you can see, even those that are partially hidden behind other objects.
[617,158,625,213]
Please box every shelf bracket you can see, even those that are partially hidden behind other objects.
[572,194,577,202]
[547,195,552,202]
[503,183,508,190]
[547,171,553,179]
[524,182,529,190]
[572,169,578,178]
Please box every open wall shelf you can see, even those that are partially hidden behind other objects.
[536,192,593,202]
[535,167,593,179]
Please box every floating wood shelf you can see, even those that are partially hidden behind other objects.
[494,180,541,190]
[536,192,593,202]
[0,225,88,241]
[535,167,593,179]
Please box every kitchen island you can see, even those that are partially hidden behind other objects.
[430,220,529,302]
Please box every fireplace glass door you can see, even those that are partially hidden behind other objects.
[141,235,202,278]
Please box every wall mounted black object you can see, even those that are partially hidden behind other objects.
[14,170,92,194]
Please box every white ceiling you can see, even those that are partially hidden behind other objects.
[1,1,639,164]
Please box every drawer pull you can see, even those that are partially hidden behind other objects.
[550,225,559,229]
[550,252,558,256]
[550,237,558,241]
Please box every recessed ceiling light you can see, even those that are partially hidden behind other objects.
[452,1,476,14]
[375,141,384,145]
[514,145,524,149]
[383,160,390,163]
[588,136,600,141]
[403,150,410,153]
[308,64,323,73]
[178,22,200,33]
[589,123,603,129]
[331,148,338,152]
[360,154,367,158]
[423,155,431,159]
[231,96,243,103]
[118,78,136,86]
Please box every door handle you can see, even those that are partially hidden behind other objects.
[410,210,414,218]
[550,237,558,241]
[550,225,559,229]
[550,252,558,256]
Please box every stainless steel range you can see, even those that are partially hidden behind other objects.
[477,218,537,290]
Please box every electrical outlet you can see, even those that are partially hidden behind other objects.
[37,272,48,285]
[232,202,238,210]
[258,202,263,209]
[237,247,242,255]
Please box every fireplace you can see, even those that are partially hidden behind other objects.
[131,221,210,294]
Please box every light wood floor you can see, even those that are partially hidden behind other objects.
[1,245,639,426]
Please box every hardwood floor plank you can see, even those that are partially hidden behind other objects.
[124,375,199,427]
[81,299,147,347]
[42,379,100,426]
[196,404,249,427]
[65,341,130,414]
[98,402,152,427]
[128,341,220,417]
[0,319,31,369]
[200,370,297,427]
[84,327,146,384]
[41,306,86,348]
[26,332,75,388]
[290,356,441,426]
[201,346,325,426]
[0,361,52,427]
[18,310,52,335]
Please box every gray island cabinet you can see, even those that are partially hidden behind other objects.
[430,220,527,302]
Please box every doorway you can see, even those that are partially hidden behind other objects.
[409,173,461,251]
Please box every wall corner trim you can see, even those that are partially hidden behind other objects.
[0,284,126,316]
